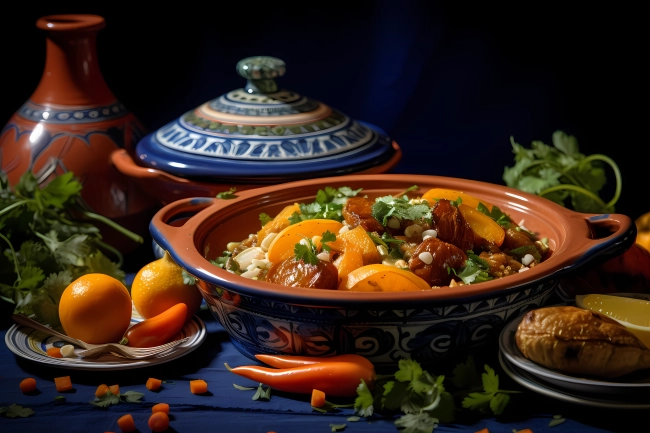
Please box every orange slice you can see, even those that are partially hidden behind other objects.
[340,264,431,292]
[266,219,344,263]
[421,188,493,211]
[458,204,505,246]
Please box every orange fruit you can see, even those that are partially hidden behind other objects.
[131,251,203,322]
[340,264,432,292]
[58,273,132,344]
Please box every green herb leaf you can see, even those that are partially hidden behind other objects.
[372,195,431,226]
[353,378,375,417]
[394,412,439,433]
[252,383,271,401]
[320,231,336,253]
[259,213,273,227]
[0,403,35,418]
[216,187,238,199]
[233,383,257,391]
[503,131,621,213]
[330,424,346,432]
[453,254,493,285]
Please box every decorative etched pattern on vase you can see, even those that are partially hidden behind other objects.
[0,14,157,250]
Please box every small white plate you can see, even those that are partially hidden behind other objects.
[4,313,206,371]
[500,308,650,396]
[499,351,650,409]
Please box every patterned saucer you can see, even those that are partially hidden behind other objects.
[4,312,206,371]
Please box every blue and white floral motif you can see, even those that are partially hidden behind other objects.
[200,280,557,367]
[157,116,376,161]
[17,101,129,124]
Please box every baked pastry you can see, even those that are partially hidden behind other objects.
[515,305,650,378]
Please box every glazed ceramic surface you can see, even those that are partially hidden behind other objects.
[113,57,402,205]
[149,174,635,366]
[0,14,157,250]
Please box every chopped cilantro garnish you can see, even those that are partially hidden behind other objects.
[90,390,144,408]
[294,231,336,264]
[371,195,431,226]
[216,187,238,199]
[477,203,512,227]
[508,245,541,262]
[461,364,521,415]
[452,253,493,285]
[259,213,273,227]
[289,186,362,224]
[0,404,34,418]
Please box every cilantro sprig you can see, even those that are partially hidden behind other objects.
[0,171,140,328]
[503,130,621,213]
[294,231,336,265]
[90,390,144,407]
[353,356,519,432]
[371,193,431,227]
[288,186,362,224]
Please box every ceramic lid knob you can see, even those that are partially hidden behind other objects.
[236,56,286,94]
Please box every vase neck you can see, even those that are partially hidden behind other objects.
[30,24,116,106]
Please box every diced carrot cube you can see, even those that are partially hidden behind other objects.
[96,384,109,398]
[54,376,73,392]
[19,378,37,394]
[47,347,63,358]
[109,384,120,395]
[117,414,136,432]
[190,379,208,394]
[311,389,326,407]
[146,377,162,391]
[474,429,490,433]
[148,411,170,432]
[152,403,169,414]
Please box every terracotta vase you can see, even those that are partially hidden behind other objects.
[0,14,157,253]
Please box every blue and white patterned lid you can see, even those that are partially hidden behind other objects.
[135,56,397,181]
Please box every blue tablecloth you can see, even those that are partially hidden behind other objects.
[1,299,644,433]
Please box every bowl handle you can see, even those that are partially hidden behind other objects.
[564,212,637,271]
[110,149,222,204]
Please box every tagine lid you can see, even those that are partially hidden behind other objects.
[135,56,398,180]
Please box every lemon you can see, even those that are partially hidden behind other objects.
[575,293,650,348]
[131,251,204,322]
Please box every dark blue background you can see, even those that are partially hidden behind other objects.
[2,1,647,221]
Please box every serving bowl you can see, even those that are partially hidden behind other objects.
[149,174,635,366]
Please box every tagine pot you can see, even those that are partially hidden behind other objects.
[0,14,158,253]
[111,56,403,205]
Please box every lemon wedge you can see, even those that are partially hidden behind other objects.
[575,294,650,349]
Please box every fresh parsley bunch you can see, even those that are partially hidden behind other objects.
[354,357,520,433]
[0,171,141,328]
[503,130,621,213]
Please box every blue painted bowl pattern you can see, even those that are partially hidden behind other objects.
[197,279,556,366]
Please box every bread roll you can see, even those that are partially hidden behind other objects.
[515,306,650,378]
